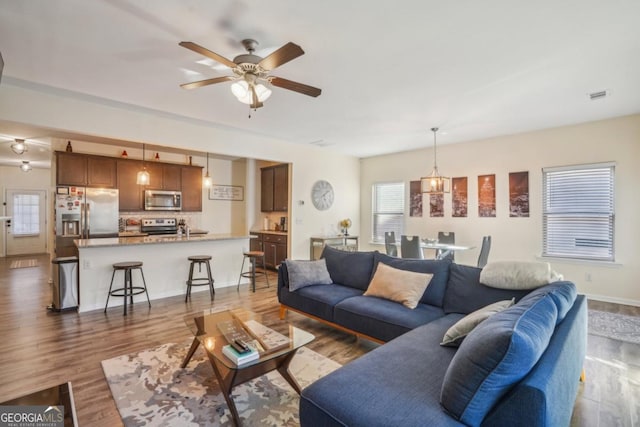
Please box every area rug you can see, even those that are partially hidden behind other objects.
[101,342,341,426]
[588,310,640,345]
[9,259,39,269]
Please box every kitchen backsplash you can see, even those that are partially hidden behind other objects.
[119,212,202,232]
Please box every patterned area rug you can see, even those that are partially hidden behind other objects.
[9,259,39,269]
[588,310,640,345]
[101,342,341,426]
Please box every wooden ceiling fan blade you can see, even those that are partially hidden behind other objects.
[180,76,235,90]
[179,41,237,69]
[270,77,322,97]
[258,42,304,71]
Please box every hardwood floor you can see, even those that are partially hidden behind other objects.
[0,253,637,426]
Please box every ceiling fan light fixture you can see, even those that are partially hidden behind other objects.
[421,127,450,194]
[11,139,27,155]
[230,80,272,104]
[20,160,32,172]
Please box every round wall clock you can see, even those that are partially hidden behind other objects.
[311,180,334,211]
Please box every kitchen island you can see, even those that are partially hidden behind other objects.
[75,234,252,313]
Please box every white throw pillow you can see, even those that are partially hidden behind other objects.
[480,261,564,290]
[441,298,515,347]
[364,262,433,309]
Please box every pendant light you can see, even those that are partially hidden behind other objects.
[203,152,212,188]
[421,127,450,194]
[136,144,150,185]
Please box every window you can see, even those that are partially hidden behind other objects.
[372,182,405,243]
[12,193,40,236]
[542,163,614,261]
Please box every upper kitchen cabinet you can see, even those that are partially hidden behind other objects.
[56,152,87,186]
[181,166,203,211]
[143,163,182,190]
[116,159,143,211]
[56,152,117,188]
[261,164,288,212]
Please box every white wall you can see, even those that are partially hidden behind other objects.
[0,165,53,256]
[0,82,361,260]
[361,114,640,306]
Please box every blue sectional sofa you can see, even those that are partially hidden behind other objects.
[277,246,587,427]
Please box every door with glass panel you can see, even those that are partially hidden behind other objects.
[5,190,47,256]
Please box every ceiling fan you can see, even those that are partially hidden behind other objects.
[179,39,322,109]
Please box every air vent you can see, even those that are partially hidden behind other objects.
[309,139,334,147]
[588,90,609,101]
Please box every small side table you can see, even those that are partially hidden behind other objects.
[309,235,359,260]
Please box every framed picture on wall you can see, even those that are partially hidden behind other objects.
[410,180,423,217]
[208,185,244,201]
[452,177,468,217]
[509,171,529,217]
[430,193,444,217]
[478,174,496,217]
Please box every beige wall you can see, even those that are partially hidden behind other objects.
[0,82,361,261]
[360,114,640,306]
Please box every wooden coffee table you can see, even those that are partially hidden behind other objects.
[181,307,314,426]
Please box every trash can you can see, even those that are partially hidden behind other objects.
[50,256,79,311]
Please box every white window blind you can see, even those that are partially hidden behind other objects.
[12,193,40,236]
[372,182,404,243]
[542,163,614,261]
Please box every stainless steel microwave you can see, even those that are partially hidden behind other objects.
[144,190,182,211]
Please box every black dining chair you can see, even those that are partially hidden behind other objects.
[437,231,455,261]
[477,236,492,268]
[384,231,398,257]
[401,235,424,259]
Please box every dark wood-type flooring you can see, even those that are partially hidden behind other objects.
[0,254,637,426]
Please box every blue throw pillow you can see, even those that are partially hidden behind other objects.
[440,293,558,426]
[321,245,377,291]
[373,252,451,306]
[517,281,577,324]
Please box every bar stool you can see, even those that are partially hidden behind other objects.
[237,251,269,292]
[185,255,215,302]
[104,261,151,316]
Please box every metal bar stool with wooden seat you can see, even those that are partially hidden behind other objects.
[185,255,215,302]
[104,261,151,316]
[237,250,269,292]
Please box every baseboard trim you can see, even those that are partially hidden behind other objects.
[585,293,640,308]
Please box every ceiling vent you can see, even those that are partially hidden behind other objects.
[588,90,609,101]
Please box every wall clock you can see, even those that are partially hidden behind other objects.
[311,180,334,211]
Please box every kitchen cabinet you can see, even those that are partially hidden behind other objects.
[181,166,203,212]
[116,159,143,211]
[249,232,288,269]
[260,164,288,212]
[250,233,263,252]
[56,152,88,186]
[144,163,182,190]
[87,156,117,187]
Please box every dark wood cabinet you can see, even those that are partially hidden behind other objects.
[260,164,288,212]
[250,233,264,252]
[87,156,117,187]
[181,166,203,212]
[56,152,88,186]
[263,233,288,268]
[116,159,143,211]
[162,164,182,190]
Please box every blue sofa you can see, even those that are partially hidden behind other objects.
[277,246,587,427]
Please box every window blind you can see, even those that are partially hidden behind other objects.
[372,182,404,243]
[542,163,614,261]
[12,193,40,236]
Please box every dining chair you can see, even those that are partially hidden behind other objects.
[400,235,424,259]
[437,231,455,261]
[477,235,492,268]
[384,231,398,257]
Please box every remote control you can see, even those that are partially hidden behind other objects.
[231,339,250,354]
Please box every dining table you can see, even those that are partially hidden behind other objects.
[420,240,475,260]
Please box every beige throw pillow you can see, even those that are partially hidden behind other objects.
[364,262,433,309]
[440,298,515,347]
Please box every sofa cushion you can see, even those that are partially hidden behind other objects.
[517,281,577,324]
[321,245,377,291]
[443,263,529,314]
[285,259,332,291]
[440,292,558,426]
[300,315,465,427]
[279,283,362,322]
[334,295,446,342]
[480,261,564,290]
[373,252,451,307]
[440,298,514,347]
[364,262,433,309]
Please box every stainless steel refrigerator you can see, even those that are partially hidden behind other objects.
[55,187,119,257]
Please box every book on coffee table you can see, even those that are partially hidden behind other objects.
[222,344,259,365]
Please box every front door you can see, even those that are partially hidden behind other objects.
[5,189,48,256]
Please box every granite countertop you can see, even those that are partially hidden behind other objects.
[75,233,250,248]
[250,230,289,236]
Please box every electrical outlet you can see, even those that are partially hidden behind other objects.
[585,272,592,282]
[83,259,91,269]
